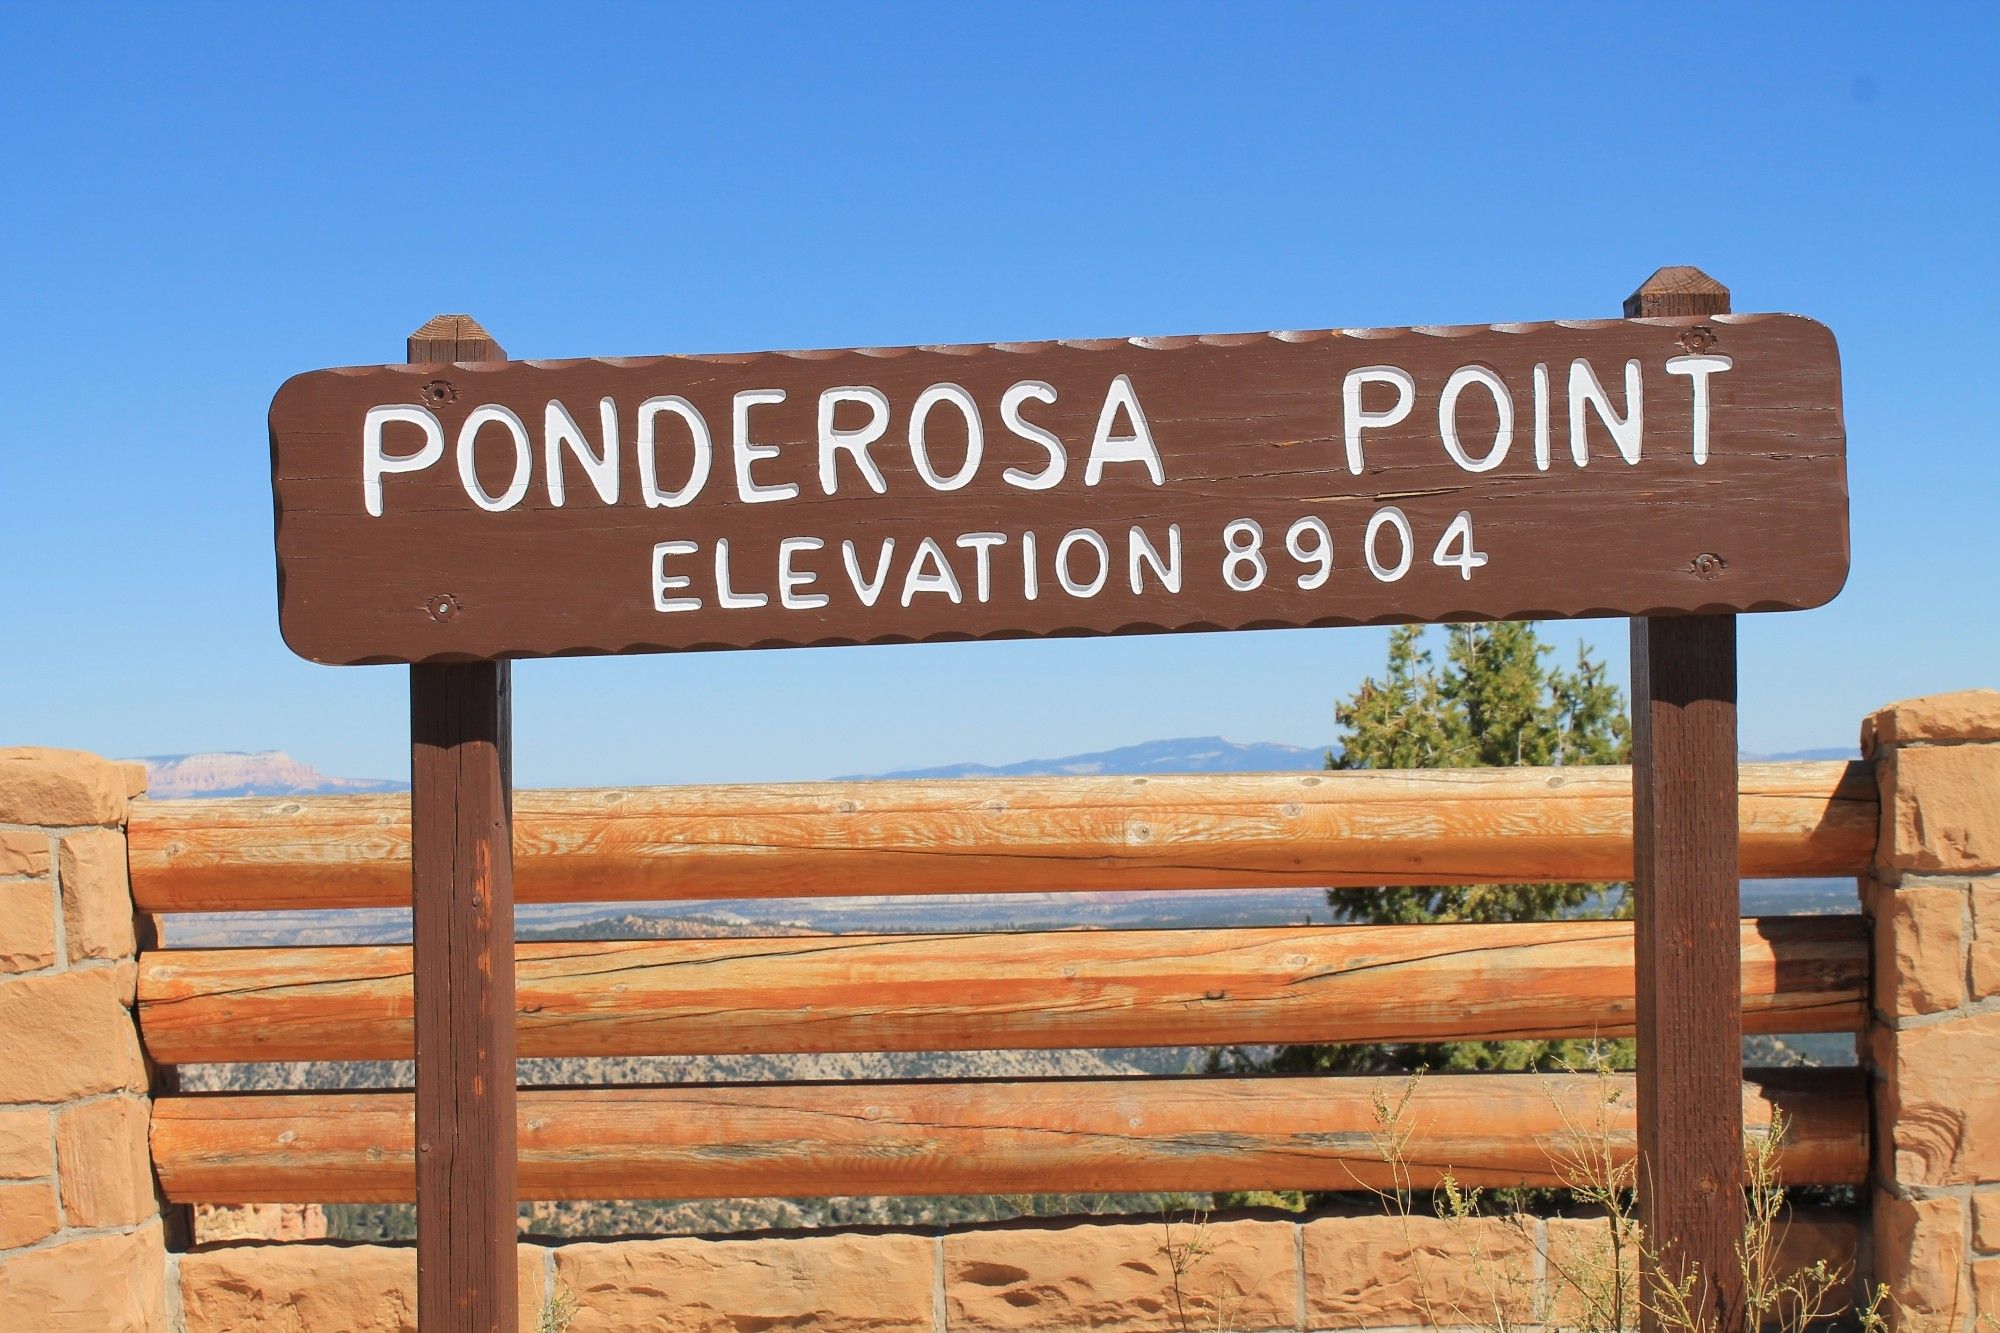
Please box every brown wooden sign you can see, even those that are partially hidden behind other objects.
[269,312,1845,664]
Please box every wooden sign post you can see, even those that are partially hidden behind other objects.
[1627,269,1744,1328]
[405,316,518,1332]
[267,277,1846,1331]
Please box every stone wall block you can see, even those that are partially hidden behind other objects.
[1866,689,2000,752]
[0,1218,167,1332]
[57,827,134,962]
[0,748,127,827]
[1975,1257,2000,1322]
[945,1215,1298,1332]
[0,1178,60,1248]
[1879,745,2000,874]
[1874,1010,2000,1189]
[0,1107,50,1179]
[1875,1193,1970,1333]
[0,830,50,877]
[118,762,148,801]
[1303,1213,1537,1330]
[555,1230,934,1333]
[0,882,57,973]
[55,1095,153,1228]
[0,968,146,1103]
[178,1240,546,1333]
[1974,1193,2000,1254]
[1876,884,1969,1016]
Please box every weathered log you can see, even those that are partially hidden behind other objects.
[149,1070,1867,1204]
[127,761,1874,913]
[137,917,1864,1065]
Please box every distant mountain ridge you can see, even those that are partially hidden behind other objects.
[1742,746,1857,762]
[137,737,1338,801]
[136,751,406,800]
[847,736,1336,780]
[137,734,1855,801]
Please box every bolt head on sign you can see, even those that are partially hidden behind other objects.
[268,311,1846,665]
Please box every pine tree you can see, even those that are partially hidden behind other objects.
[1250,621,1630,1076]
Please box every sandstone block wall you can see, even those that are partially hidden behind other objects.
[0,748,167,1331]
[1863,689,2000,1331]
[170,1209,1859,1332]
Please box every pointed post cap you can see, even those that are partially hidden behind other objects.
[1624,267,1730,319]
[407,313,505,363]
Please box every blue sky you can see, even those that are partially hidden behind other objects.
[2,3,1994,786]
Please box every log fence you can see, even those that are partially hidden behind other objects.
[134,757,1877,1217]
[138,916,1864,1064]
[152,1071,1868,1206]
[127,760,1873,910]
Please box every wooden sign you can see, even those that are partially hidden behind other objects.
[269,312,1845,664]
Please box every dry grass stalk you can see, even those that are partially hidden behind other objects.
[1145,1044,1905,1330]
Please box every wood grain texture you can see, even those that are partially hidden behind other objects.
[407,313,516,1333]
[135,917,1865,1065]
[408,315,503,362]
[1623,267,1732,319]
[269,314,1847,664]
[125,760,1875,913]
[1630,267,1745,1332]
[1634,611,1744,1325]
[148,1070,1867,1204]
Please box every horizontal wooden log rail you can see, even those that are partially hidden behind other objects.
[150,1070,1866,1204]
[128,761,1873,913]
[137,917,1865,1065]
